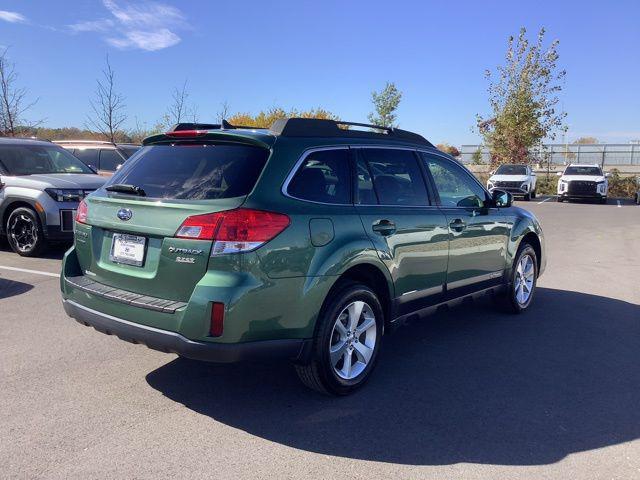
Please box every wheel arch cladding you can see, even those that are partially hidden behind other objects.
[520,232,542,271]
[1,199,45,233]
[315,262,394,334]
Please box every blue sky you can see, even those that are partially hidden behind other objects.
[1,0,638,145]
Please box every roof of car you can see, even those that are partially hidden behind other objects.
[143,118,433,149]
[0,137,55,147]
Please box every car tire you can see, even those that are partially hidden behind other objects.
[495,243,538,314]
[600,197,607,205]
[523,193,531,201]
[531,189,537,199]
[295,281,384,395]
[6,207,46,257]
[556,196,563,202]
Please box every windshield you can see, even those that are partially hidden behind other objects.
[565,166,602,176]
[0,144,94,175]
[106,143,268,200]
[495,164,528,175]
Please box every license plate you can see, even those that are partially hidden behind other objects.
[110,233,146,267]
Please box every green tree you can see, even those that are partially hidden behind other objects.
[477,28,567,167]
[471,146,484,165]
[368,82,402,128]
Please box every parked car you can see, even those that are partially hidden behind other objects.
[60,118,546,395]
[487,164,537,200]
[0,137,106,256]
[54,140,140,176]
[556,164,609,203]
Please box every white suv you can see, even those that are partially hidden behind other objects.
[487,164,537,201]
[556,164,609,204]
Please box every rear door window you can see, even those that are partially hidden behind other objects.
[107,144,268,200]
[99,149,124,172]
[287,149,351,204]
[360,149,429,206]
[73,149,100,170]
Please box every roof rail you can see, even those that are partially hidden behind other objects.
[269,118,432,146]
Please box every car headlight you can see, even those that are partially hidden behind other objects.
[487,182,494,189]
[45,188,86,202]
[521,183,529,191]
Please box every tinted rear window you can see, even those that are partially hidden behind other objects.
[106,144,268,200]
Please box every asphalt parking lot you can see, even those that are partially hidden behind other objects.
[1,198,639,480]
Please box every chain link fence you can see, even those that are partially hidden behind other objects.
[460,144,640,166]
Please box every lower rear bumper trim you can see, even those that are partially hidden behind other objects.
[63,299,310,363]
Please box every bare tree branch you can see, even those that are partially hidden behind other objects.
[86,55,127,143]
[0,47,43,136]
[216,100,231,123]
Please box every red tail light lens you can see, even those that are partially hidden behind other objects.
[165,130,208,138]
[210,302,225,337]
[76,200,88,224]
[175,208,290,254]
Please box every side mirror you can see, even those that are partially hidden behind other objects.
[492,189,513,208]
[556,171,563,177]
[605,172,611,178]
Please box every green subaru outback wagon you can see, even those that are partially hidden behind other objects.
[61,118,545,395]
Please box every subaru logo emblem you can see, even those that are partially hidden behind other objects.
[117,208,133,221]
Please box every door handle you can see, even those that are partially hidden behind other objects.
[449,218,466,232]
[372,219,396,236]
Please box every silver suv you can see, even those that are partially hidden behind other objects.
[0,138,106,256]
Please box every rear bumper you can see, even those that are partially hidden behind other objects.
[63,299,310,363]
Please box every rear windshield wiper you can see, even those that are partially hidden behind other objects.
[105,184,146,196]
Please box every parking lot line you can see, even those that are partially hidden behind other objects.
[537,197,552,204]
[0,265,60,278]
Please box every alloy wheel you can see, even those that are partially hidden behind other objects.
[329,300,377,380]
[9,214,38,253]
[514,254,535,305]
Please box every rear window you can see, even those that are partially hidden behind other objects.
[106,144,268,200]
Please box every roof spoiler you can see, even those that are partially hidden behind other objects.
[169,121,269,132]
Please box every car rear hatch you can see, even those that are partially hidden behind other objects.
[73,131,274,302]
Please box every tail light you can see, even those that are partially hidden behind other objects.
[210,302,225,337]
[76,200,88,224]
[175,208,290,255]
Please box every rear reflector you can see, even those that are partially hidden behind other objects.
[210,302,225,337]
[165,130,208,138]
[76,199,88,224]
[175,208,290,254]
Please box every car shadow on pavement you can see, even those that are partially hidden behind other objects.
[146,287,640,466]
[0,278,34,299]
[0,239,69,260]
